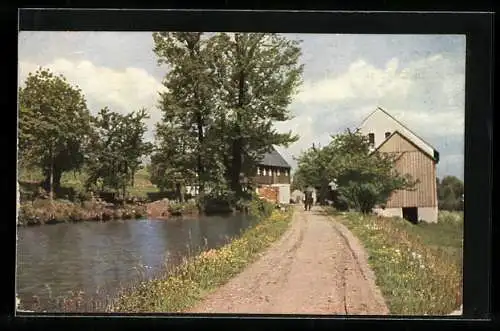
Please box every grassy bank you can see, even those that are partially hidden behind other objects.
[18,199,147,226]
[327,208,463,315]
[110,205,292,313]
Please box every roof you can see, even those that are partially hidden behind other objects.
[257,146,291,168]
[359,106,439,152]
[373,130,439,162]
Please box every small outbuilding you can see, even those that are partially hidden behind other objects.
[253,146,292,205]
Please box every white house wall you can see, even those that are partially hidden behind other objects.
[373,207,438,223]
[271,184,291,204]
[358,109,434,157]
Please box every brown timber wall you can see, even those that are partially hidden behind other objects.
[378,133,438,208]
[252,166,291,186]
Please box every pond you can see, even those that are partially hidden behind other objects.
[16,213,255,311]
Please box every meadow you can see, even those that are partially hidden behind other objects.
[327,208,463,315]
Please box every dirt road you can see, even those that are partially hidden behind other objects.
[188,206,389,315]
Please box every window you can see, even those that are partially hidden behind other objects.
[368,133,375,145]
[385,131,391,139]
[269,168,273,176]
[262,168,266,176]
[257,167,261,175]
[277,169,281,176]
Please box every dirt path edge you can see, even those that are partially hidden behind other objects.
[325,210,389,313]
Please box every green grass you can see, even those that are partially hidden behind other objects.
[127,167,160,199]
[18,166,159,200]
[326,208,463,315]
[110,208,293,313]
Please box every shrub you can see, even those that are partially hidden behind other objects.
[248,196,275,218]
[198,192,235,214]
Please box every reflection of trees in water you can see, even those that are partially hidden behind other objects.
[18,216,254,312]
[48,225,86,308]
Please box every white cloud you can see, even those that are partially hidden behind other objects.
[18,58,167,141]
[281,52,465,177]
[295,58,412,104]
[292,54,464,138]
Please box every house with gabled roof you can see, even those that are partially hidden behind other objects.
[253,146,292,204]
[357,107,439,223]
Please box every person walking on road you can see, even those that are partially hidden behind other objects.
[304,186,314,211]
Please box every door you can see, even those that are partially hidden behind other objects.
[402,207,418,224]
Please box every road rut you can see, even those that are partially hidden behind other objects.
[188,206,389,315]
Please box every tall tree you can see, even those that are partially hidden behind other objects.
[151,32,303,202]
[149,120,197,202]
[206,33,303,197]
[86,107,152,201]
[152,32,216,197]
[18,68,92,200]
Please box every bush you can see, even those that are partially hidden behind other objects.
[197,191,235,214]
[338,182,387,214]
[168,201,199,216]
[248,196,275,218]
[18,204,38,225]
[75,188,93,203]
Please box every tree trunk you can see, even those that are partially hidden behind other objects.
[53,167,62,195]
[197,120,205,195]
[176,183,185,203]
[122,183,126,205]
[231,65,246,199]
[49,145,54,202]
[189,41,206,196]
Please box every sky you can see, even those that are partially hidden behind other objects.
[18,32,466,180]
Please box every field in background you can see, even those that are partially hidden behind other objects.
[327,209,463,315]
[18,167,159,200]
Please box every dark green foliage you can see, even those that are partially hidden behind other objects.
[85,107,153,201]
[437,176,464,211]
[151,32,303,204]
[18,68,93,199]
[294,130,418,213]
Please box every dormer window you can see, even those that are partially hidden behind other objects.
[385,131,391,139]
[269,168,273,176]
[277,169,280,176]
[262,168,267,176]
[368,133,375,146]
[257,167,261,175]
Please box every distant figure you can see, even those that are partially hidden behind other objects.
[304,190,313,211]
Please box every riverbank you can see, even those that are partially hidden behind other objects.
[109,204,292,313]
[326,208,463,315]
[146,198,199,219]
[18,197,213,226]
[18,198,148,226]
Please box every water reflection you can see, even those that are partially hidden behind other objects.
[16,213,254,310]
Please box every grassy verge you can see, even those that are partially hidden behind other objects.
[110,207,293,313]
[18,199,147,226]
[327,208,463,315]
